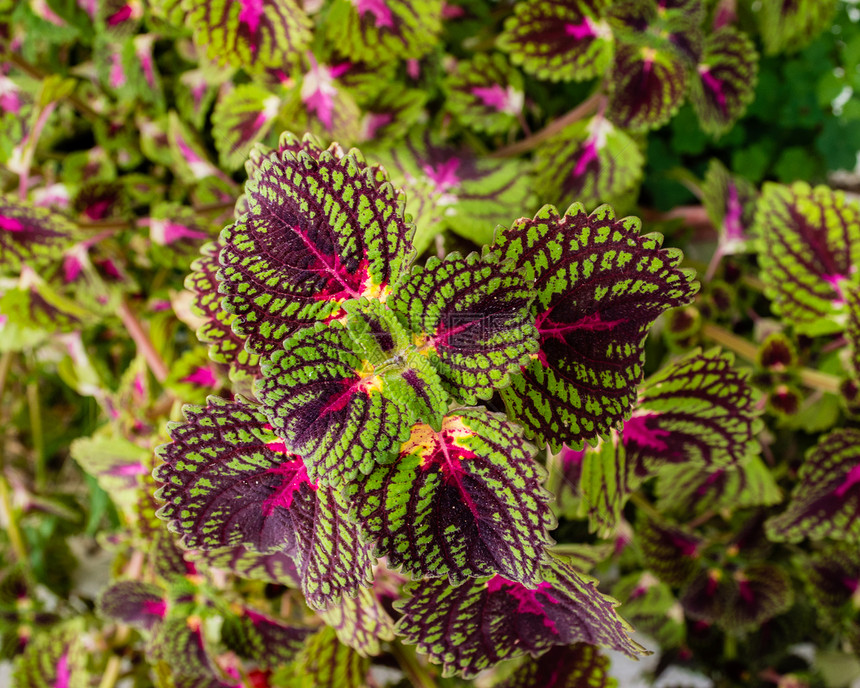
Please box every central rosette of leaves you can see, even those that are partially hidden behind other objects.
[155,132,697,665]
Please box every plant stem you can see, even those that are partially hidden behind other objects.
[27,382,45,493]
[489,92,606,158]
[390,642,438,688]
[701,323,843,393]
[545,445,564,500]
[0,475,28,565]
[629,492,662,522]
[118,299,169,384]
[98,655,123,688]
[18,101,58,200]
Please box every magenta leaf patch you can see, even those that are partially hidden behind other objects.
[766,428,860,543]
[347,410,554,586]
[388,251,538,404]
[492,203,699,450]
[219,136,415,355]
[212,83,283,170]
[98,581,167,631]
[689,27,759,136]
[444,53,524,135]
[395,556,644,678]
[257,300,448,486]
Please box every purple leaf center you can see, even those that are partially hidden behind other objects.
[55,653,70,688]
[261,459,316,514]
[471,84,510,112]
[724,182,744,242]
[0,215,25,232]
[834,463,860,498]
[106,3,133,26]
[238,0,264,34]
[564,18,596,40]
[573,140,599,177]
[622,413,670,453]
[699,67,727,114]
[355,0,394,29]
[422,158,461,192]
[536,308,628,344]
[181,366,218,388]
[487,576,560,633]
[142,599,168,618]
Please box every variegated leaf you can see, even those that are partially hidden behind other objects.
[277,626,370,688]
[533,116,643,210]
[98,581,167,632]
[496,644,615,688]
[186,242,261,383]
[766,428,860,543]
[257,300,448,486]
[219,137,415,354]
[654,456,781,515]
[395,557,644,678]
[319,586,396,657]
[324,0,443,62]
[444,53,524,135]
[758,0,838,55]
[607,43,688,132]
[689,27,758,137]
[848,285,860,379]
[612,572,685,649]
[799,544,860,646]
[348,410,554,586]
[12,622,88,688]
[498,0,614,82]
[188,545,301,587]
[578,432,628,537]
[755,182,860,336]
[369,133,533,253]
[222,607,311,668]
[701,158,758,261]
[153,397,374,609]
[389,251,538,403]
[638,519,703,587]
[183,0,311,72]
[492,203,699,451]
[0,196,77,274]
[211,83,282,170]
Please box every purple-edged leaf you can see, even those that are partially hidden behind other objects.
[578,432,628,537]
[758,0,838,55]
[498,0,614,82]
[186,242,261,383]
[492,203,699,451]
[189,545,301,587]
[638,519,703,586]
[319,586,396,657]
[223,607,311,668]
[533,115,644,210]
[369,133,533,253]
[625,348,762,478]
[689,27,758,136]
[654,456,781,515]
[701,159,758,276]
[0,196,77,274]
[278,626,369,688]
[212,83,283,171]
[257,300,448,486]
[153,397,374,608]
[444,53,524,135]
[348,410,554,586]
[155,397,313,552]
[755,182,860,336]
[147,613,217,679]
[12,622,88,688]
[800,544,860,644]
[847,285,860,379]
[388,252,538,404]
[358,85,428,142]
[496,644,614,688]
[766,428,860,543]
[98,581,167,631]
[681,564,793,631]
[184,0,311,72]
[219,137,415,355]
[324,0,443,62]
[607,43,688,132]
[395,556,644,678]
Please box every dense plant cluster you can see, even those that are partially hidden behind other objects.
[1,0,860,687]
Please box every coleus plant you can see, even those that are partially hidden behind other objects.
[153,129,699,676]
